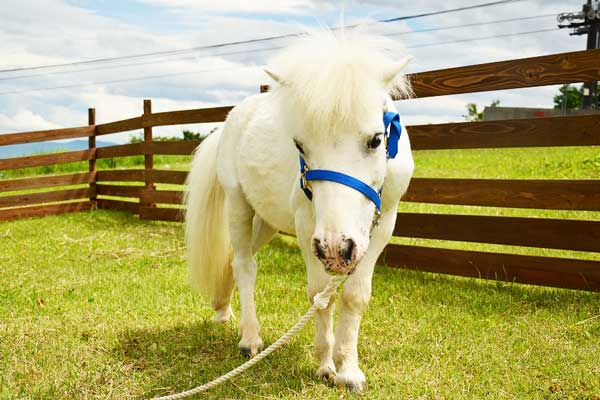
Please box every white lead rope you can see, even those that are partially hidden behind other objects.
[152,274,347,400]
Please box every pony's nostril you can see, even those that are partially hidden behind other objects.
[312,238,327,261]
[341,238,356,264]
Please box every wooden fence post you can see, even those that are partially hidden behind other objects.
[143,99,155,208]
[88,108,97,208]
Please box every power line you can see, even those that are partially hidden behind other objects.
[0,65,260,96]
[406,27,559,48]
[385,14,556,37]
[0,27,554,97]
[0,12,552,83]
[0,0,524,75]
[377,0,524,23]
[0,47,283,82]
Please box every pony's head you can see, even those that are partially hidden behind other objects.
[267,29,412,274]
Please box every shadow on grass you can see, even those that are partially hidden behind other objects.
[112,318,318,399]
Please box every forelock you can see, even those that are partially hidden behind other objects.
[268,28,411,135]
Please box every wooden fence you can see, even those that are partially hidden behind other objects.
[1,49,599,292]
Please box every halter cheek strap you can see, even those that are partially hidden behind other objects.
[298,111,402,221]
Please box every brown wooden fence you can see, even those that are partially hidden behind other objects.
[1,49,599,292]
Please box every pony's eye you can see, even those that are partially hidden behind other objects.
[294,139,305,154]
[368,133,383,150]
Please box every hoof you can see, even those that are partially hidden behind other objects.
[239,342,263,358]
[316,365,336,382]
[212,306,233,323]
[335,368,365,393]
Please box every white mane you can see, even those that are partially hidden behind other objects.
[268,29,412,134]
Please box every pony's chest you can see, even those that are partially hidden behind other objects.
[237,125,297,234]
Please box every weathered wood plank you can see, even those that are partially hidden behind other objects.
[0,201,92,221]
[139,206,184,222]
[405,178,600,211]
[88,108,97,205]
[95,116,143,135]
[140,189,183,205]
[96,169,189,185]
[143,106,232,127]
[147,141,199,155]
[96,169,145,182]
[0,172,94,192]
[381,244,600,292]
[402,48,600,99]
[148,169,188,185]
[0,126,95,146]
[96,143,144,159]
[407,113,600,150]
[393,213,600,253]
[96,184,142,198]
[0,149,95,171]
[97,198,139,214]
[0,188,92,208]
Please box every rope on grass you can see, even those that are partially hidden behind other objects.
[151,274,347,400]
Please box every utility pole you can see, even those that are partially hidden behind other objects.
[558,0,600,109]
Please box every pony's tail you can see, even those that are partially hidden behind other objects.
[184,130,234,319]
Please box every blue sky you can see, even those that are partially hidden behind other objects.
[0,0,587,144]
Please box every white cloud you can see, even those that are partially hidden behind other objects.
[0,110,61,133]
[135,0,332,15]
[0,0,590,143]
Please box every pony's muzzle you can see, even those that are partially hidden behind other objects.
[312,234,360,274]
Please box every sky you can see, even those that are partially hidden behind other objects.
[0,0,589,144]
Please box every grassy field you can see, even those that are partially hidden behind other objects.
[1,210,599,399]
[1,145,600,399]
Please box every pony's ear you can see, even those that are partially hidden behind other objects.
[264,69,286,86]
[382,56,413,87]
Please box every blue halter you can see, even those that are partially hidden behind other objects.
[298,111,402,220]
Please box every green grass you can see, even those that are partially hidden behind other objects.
[1,145,600,398]
[0,210,599,399]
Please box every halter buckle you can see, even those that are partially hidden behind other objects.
[372,208,382,227]
[300,164,311,191]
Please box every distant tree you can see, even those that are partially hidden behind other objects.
[553,84,583,110]
[463,99,500,122]
[129,127,219,144]
[129,134,143,144]
[182,130,201,141]
[553,83,600,110]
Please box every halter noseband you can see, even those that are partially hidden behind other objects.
[298,111,402,228]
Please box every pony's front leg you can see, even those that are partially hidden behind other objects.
[332,262,374,392]
[333,212,396,392]
[296,208,337,380]
[226,189,263,357]
[307,260,337,381]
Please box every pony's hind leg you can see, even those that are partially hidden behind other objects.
[251,215,277,254]
[226,189,264,357]
[211,262,235,323]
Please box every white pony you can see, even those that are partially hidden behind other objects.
[185,29,414,392]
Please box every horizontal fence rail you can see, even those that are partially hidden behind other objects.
[0,149,95,171]
[403,48,600,99]
[381,244,600,291]
[0,201,92,222]
[0,172,94,192]
[0,188,92,209]
[409,113,600,150]
[393,213,600,253]
[405,178,600,211]
[1,48,599,292]
[0,125,95,146]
